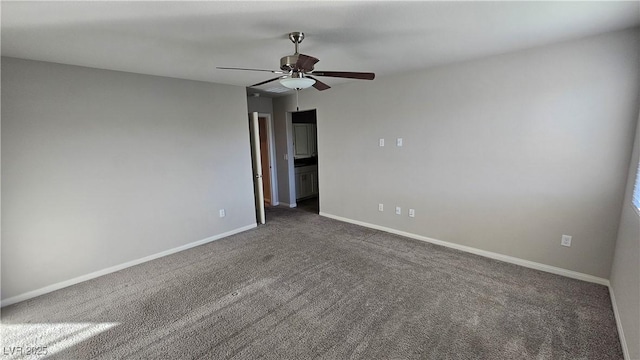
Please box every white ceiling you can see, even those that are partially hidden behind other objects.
[2,1,639,95]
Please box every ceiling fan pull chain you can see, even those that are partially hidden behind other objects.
[296,89,300,112]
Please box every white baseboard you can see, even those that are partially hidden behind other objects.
[1,223,257,307]
[609,286,630,360]
[279,202,297,208]
[319,212,609,286]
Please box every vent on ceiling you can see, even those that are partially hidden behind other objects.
[263,86,290,94]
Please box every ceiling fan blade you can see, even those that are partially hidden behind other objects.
[295,54,319,72]
[307,76,331,91]
[309,71,375,80]
[251,76,282,87]
[217,67,285,74]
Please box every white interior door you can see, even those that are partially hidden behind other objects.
[249,112,265,224]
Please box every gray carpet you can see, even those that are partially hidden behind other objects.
[1,206,622,359]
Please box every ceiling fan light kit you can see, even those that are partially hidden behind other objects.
[280,77,316,90]
[217,31,375,92]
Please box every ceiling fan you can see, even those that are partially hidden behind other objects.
[217,32,375,91]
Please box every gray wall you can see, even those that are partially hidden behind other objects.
[1,58,257,300]
[272,99,296,206]
[247,95,273,115]
[277,28,640,279]
[610,112,640,359]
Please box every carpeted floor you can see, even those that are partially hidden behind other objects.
[1,206,622,359]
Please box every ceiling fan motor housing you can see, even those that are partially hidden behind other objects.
[281,54,313,72]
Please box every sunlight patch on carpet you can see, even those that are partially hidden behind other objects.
[1,322,119,359]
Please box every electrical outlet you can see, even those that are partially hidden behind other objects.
[561,235,572,247]
[409,209,415,218]
[379,138,385,147]
[378,203,384,212]
[396,138,403,147]
[395,206,401,215]
[219,209,226,218]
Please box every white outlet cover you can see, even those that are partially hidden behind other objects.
[396,138,403,147]
[219,209,226,218]
[395,206,401,215]
[378,203,384,211]
[561,235,572,247]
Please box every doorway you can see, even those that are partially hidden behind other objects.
[258,116,272,206]
[292,109,319,214]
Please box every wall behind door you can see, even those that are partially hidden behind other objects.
[247,94,273,114]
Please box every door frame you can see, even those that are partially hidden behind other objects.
[258,113,279,206]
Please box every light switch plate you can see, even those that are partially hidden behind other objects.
[379,138,385,147]
[396,138,403,147]
[409,209,415,218]
[395,206,401,215]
